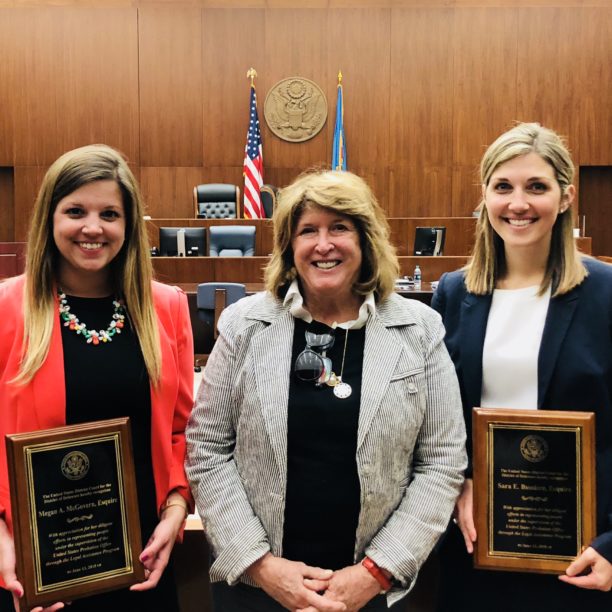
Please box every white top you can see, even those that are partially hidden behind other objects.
[480,285,551,409]
[283,280,375,330]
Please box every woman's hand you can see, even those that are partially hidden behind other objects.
[0,519,65,611]
[453,477,477,553]
[246,553,346,611]
[130,504,184,592]
[559,546,612,591]
[297,562,381,612]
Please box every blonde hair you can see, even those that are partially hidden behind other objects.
[466,123,586,296]
[17,144,161,385]
[265,170,399,302]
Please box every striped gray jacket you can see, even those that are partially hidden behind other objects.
[185,291,466,604]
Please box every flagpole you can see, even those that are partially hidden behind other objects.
[246,67,257,86]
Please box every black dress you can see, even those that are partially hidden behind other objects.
[0,295,179,612]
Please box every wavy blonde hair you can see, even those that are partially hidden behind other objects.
[466,123,586,296]
[17,144,161,385]
[265,170,399,302]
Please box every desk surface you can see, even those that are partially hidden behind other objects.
[177,282,435,299]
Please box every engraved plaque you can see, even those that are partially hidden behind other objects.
[6,418,144,609]
[473,408,596,574]
[264,77,328,142]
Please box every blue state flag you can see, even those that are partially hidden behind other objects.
[332,72,346,171]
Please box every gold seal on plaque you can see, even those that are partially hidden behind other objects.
[264,77,327,142]
[61,451,90,480]
[519,435,549,463]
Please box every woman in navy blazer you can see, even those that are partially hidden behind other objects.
[432,123,612,611]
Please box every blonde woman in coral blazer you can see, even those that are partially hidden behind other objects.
[0,145,193,612]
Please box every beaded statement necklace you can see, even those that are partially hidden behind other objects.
[58,290,126,346]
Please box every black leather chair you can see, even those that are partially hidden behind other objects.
[193,184,240,219]
[260,184,278,219]
[196,282,246,340]
[208,225,256,257]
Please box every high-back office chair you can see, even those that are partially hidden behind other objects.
[208,225,256,257]
[196,282,246,341]
[260,184,278,219]
[193,183,240,219]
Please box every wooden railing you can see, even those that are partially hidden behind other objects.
[0,243,27,279]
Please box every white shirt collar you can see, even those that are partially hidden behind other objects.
[282,280,375,329]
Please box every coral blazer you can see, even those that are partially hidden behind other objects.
[0,275,194,534]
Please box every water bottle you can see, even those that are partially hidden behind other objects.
[413,265,422,290]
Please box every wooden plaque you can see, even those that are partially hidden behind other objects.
[6,418,145,609]
[473,408,596,574]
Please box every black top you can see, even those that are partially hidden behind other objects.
[61,295,157,538]
[57,295,178,611]
[283,318,365,570]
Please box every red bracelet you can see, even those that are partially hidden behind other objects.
[361,556,392,593]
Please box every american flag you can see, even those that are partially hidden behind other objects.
[243,84,264,219]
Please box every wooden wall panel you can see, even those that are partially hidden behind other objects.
[580,166,612,256]
[327,9,391,206]
[11,8,139,166]
[264,9,329,169]
[390,9,454,168]
[389,9,454,217]
[152,254,469,284]
[516,8,581,162]
[0,10,16,165]
[327,9,391,170]
[452,166,482,216]
[578,8,612,165]
[389,165,452,217]
[2,1,610,6]
[451,8,517,215]
[0,243,26,277]
[0,2,610,243]
[152,256,268,284]
[0,168,15,242]
[139,6,203,166]
[140,167,205,218]
[14,167,48,242]
[202,9,266,169]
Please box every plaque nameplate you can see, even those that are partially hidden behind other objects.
[6,418,144,609]
[473,408,596,574]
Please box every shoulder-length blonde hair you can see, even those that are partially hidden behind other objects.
[265,170,399,302]
[17,144,161,385]
[466,122,586,296]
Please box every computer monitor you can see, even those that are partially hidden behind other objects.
[413,226,446,256]
[158,227,206,257]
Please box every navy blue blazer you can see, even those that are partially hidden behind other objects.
[432,257,612,561]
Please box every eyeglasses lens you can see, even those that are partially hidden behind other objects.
[304,331,334,351]
[294,331,334,383]
[295,349,325,381]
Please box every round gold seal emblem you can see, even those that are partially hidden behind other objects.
[519,435,549,463]
[61,451,90,480]
[264,77,327,142]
